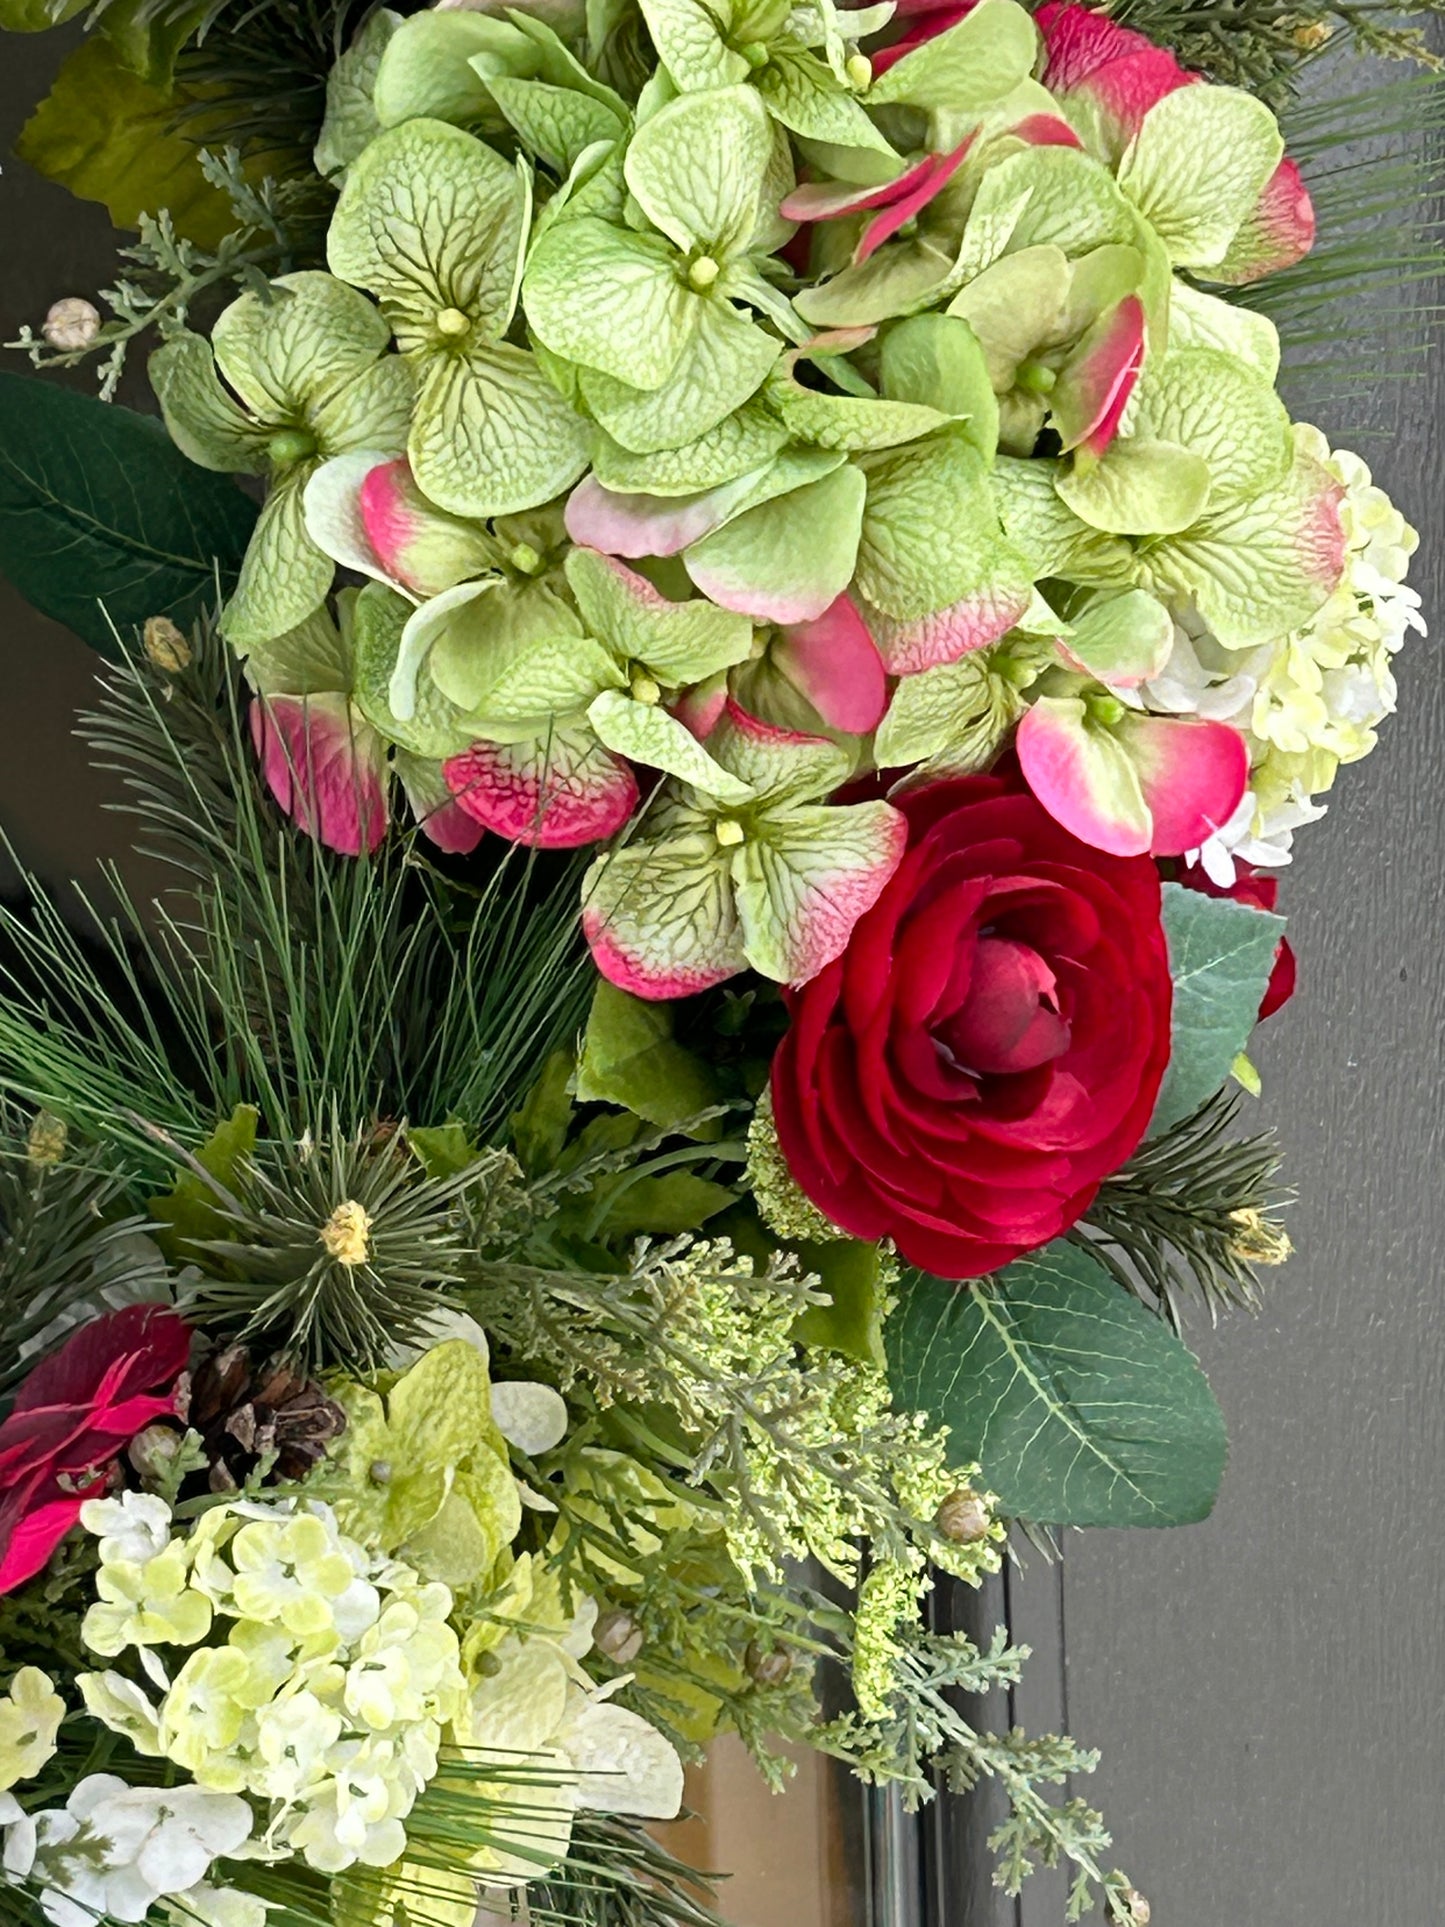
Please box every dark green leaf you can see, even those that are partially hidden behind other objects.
[887,1241,1227,1527]
[0,373,257,654]
[509,1050,576,1178]
[408,1121,479,1180]
[589,1171,736,1237]
[1151,881,1284,1135]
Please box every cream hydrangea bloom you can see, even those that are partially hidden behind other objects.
[0,1668,65,1791]
[1143,426,1423,881]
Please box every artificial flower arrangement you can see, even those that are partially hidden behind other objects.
[0,0,1433,1920]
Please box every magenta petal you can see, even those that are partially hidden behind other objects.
[855,139,974,264]
[1034,1,1155,87]
[360,459,426,588]
[0,1491,89,1594]
[1124,714,1250,856]
[774,595,888,732]
[250,694,389,857]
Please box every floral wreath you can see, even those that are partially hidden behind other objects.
[0,0,1433,1922]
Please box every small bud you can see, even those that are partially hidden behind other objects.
[714,818,745,848]
[749,627,769,659]
[267,427,317,469]
[321,1199,373,1267]
[436,306,472,337]
[845,51,872,89]
[1291,19,1332,47]
[144,616,192,673]
[368,1459,394,1487]
[508,541,543,575]
[745,1640,794,1688]
[1117,1888,1150,1925]
[594,1608,645,1664]
[935,1487,990,1544]
[1015,357,1057,395]
[740,39,770,67]
[43,297,101,351]
[26,1110,67,1168]
[630,672,662,705]
[687,255,721,291]
[128,1422,182,1483]
[1228,1207,1292,1267]
[1086,691,1126,728]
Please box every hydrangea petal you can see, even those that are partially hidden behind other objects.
[1050,293,1145,457]
[733,801,907,983]
[251,692,389,856]
[586,690,755,801]
[583,830,747,999]
[393,749,488,853]
[1016,694,1152,855]
[1058,588,1173,688]
[1121,713,1249,856]
[1117,85,1283,270]
[1208,156,1316,286]
[410,344,590,520]
[565,548,755,684]
[684,465,867,623]
[771,596,888,733]
[444,724,639,847]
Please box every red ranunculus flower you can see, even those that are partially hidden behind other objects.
[0,1305,191,1593]
[770,770,1173,1277]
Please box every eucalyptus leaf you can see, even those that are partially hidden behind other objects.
[1150,882,1284,1136]
[887,1243,1228,1527]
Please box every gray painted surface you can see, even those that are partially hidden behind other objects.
[1,32,1442,1927]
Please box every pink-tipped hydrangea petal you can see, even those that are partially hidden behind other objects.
[870,7,970,71]
[780,152,944,225]
[1123,713,1250,856]
[773,596,889,733]
[583,909,744,1001]
[357,458,491,598]
[1056,294,1146,457]
[250,693,389,857]
[855,139,974,263]
[1010,112,1086,148]
[443,730,639,849]
[1016,696,1153,856]
[865,582,1033,676]
[565,474,736,558]
[1210,157,1316,285]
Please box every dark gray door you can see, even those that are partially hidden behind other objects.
[1,33,1440,1927]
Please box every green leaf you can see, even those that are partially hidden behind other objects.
[575,980,722,1131]
[0,373,258,654]
[792,1237,886,1366]
[407,1121,481,1179]
[887,1242,1228,1527]
[511,1049,576,1178]
[15,37,240,246]
[148,1105,260,1261]
[590,1169,737,1236]
[1151,881,1284,1136]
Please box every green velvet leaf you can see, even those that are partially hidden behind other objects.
[15,37,240,247]
[0,373,258,655]
[792,1237,887,1366]
[575,979,723,1130]
[1150,881,1284,1136]
[887,1242,1228,1527]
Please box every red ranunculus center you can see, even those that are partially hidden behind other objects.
[936,934,1072,1078]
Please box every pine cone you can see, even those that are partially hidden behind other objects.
[177,1344,347,1492]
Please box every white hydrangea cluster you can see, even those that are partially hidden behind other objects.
[1145,425,1424,881]
[0,1776,258,1927]
[75,1492,468,1874]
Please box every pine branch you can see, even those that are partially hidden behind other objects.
[1072,1089,1289,1330]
